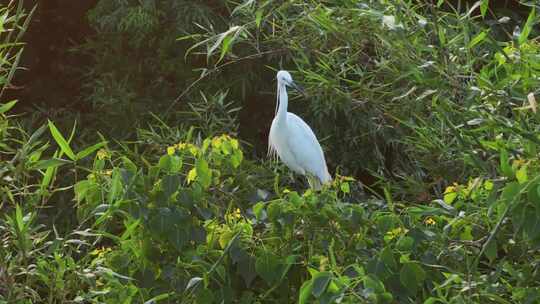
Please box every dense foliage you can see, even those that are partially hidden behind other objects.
[2,0,540,303]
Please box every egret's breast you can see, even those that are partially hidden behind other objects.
[269,121,305,174]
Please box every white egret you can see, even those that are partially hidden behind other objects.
[268,70,332,190]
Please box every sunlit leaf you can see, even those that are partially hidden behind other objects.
[480,0,489,17]
[76,142,107,160]
[48,120,76,161]
[516,165,528,184]
[468,31,487,48]
[0,100,17,114]
[298,280,314,304]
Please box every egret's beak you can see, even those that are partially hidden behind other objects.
[290,81,306,97]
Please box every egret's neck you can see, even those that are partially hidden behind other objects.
[276,83,288,123]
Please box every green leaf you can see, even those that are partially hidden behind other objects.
[522,205,540,240]
[400,262,426,295]
[122,156,138,173]
[519,7,536,45]
[195,288,214,304]
[238,257,256,288]
[279,255,297,282]
[208,26,242,59]
[376,215,399,233]
[158,155,170,171]
[363,275,385,293]
[527,182,540,207]
[31,158,71,170]
[468,31,487,48]
[397,236,414,252]
[484,238,497,263]
[15,204,25,233]
[0,100,17,114]
[255,9,263,28]
[340,181,350,193]
[195,158,212,189]
[460,226,473,241]
[76,142,107,160]
[266,202,281,221]
[144,293,172,304]
[499,149,513,177]
[311,272,332,298]
[218,230,234,249]
[48,120,76,161]
[443,191,458,204]
[162,174,181,199]
[480,0,489,17]
[380,247,397,269]
[253,202,265,220]
[255,251,281,285]
[516,165,528,184]
[108,168,122,204]
[40,151,59,193]
[218,35,233,63]
[501,182,521,204]
[231,149,243,168]
[27,124,48,147]
[298,280,314,304]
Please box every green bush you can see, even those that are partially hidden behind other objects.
[5,122,540,302]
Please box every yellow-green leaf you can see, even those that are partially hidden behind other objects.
[0,100,17,114]
[516,165,528,184]
[187,168,197,184]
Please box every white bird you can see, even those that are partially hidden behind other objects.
[268,70,332,190]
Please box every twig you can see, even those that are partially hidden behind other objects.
[165,48,286,114]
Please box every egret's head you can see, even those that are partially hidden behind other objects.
[277,70,293,86]
[276,70,305,95]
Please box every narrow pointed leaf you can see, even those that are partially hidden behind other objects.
[0,100,17,114]
[31,158,71,170]
[76,142,107,160]
[48,120,76,161]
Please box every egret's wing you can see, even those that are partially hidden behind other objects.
[268,118,278,161]
[286,113,331,183]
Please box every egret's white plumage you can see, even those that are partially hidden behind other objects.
[268,70,332,189]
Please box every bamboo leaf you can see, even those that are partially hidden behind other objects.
[519,7,536,45]
[469,31,487,48]
[31,158,71,170]
[48,120,76,161]
[0,99,17,114]
[480,0,489,17]
[76,142,107,160]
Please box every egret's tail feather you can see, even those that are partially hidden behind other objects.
[322,169,332,184]
[307,169,332,190]
[267,145,278,161]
